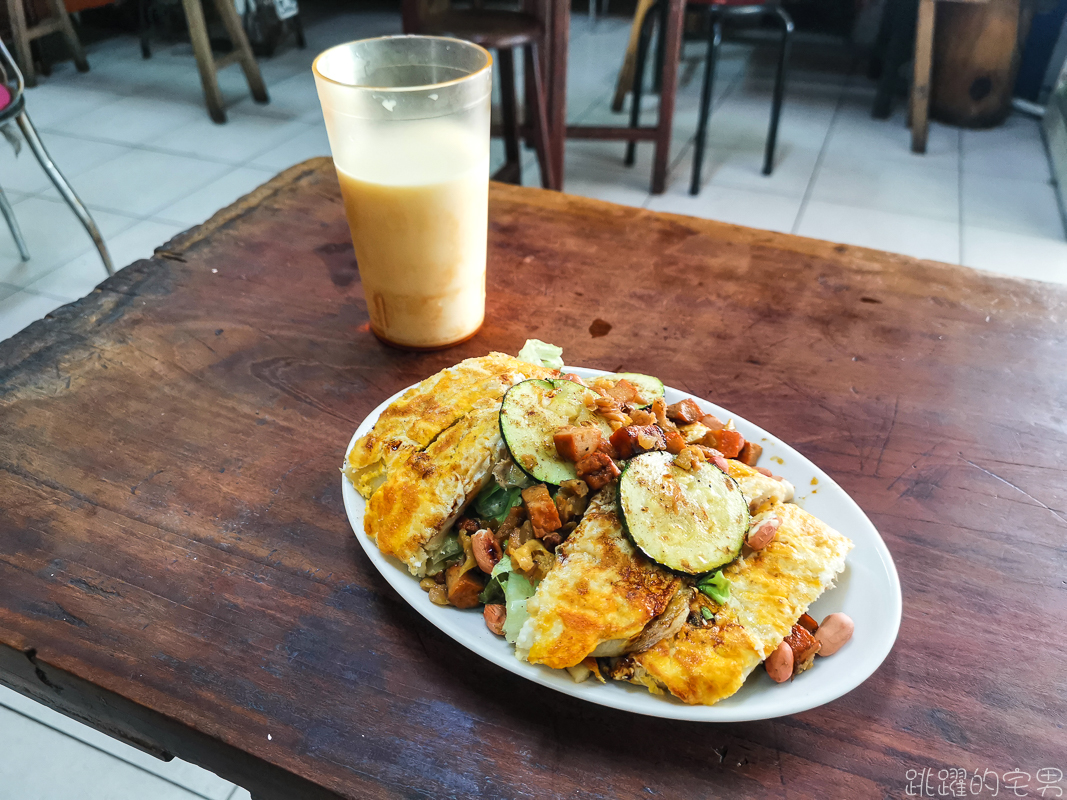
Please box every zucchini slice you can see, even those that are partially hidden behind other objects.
[618,451,749,574]
[500,379,613,485]
[613,373,664,407]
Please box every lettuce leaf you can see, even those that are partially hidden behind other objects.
[502,572,534,643]
[517,339,564,371]
[473,483,523,523]
[697,570,730,604]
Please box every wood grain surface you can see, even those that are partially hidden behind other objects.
[1,158,1065,800]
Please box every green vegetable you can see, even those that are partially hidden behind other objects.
[502,572,535,643]
[425,533,464,576]
[473,483,523,523]
[478,555,514,604]
[517,339,564,371]
[697,570,731,604]
[700,607,714,621]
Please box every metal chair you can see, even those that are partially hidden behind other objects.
[627,0,793,195]
[0,38,113,275]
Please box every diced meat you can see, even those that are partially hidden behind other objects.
[458,518,480,533]
[445,565,485,609]
[541,532,562,549]
[689,444,728,472]
[554,479,591,525]
[521,484,562,538]
[553,425,603,462]
[738,441,763,466]
[483,604,507,635]
[663,428,686,455]
[783,622,820,669]
[630,408,655,426]
[575,451,621,490]
[597,438,620,460]
[666,399,703,424]
[703,428,745,458]
[610,424,667,458]
[605,378,642,405]
[700,413,725,430]
[797,613,819,634]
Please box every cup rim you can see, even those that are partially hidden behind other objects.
[312,35,493,92]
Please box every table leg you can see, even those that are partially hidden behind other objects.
[548,0,569,190]
[910,0,935,154]
[650,0,683,194]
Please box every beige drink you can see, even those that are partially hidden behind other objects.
[313,37,493,350]
[335,118,489,349]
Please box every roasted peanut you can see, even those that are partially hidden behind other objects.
[746,517,780,550]
[765,641,793,683]
[815,613,854,656]
[483,604,506,635]
[471,529,502,573]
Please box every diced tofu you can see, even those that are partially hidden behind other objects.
[738,441,763,466]
[666,399,703,424]
[522,484,563,538]
[553,425,603,462]
[609,425,667,458]
[575,451,621,490]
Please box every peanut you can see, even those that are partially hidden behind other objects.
[765,640,793,683]
[815,613,854,656]
[483,604,506,635]
[746,517,780,550]
[471,529,502,574]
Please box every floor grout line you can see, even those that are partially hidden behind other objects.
[0,700,223,800]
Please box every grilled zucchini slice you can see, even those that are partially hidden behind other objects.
[618,451,749,574]
[500,379,613,485]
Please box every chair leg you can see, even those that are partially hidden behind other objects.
[45,0,90,72]
[611,0,657,113]
[17,112,114,276]
[293,13,307,49]
[182,0,227,122]
[0,186,30,262]
[497,47,522,184]
[762,6,792,176]
[525,43,556,190]
[7,0,36,87]
[690,14,721,196]
[140,0,153,58]
[626,1,658,166]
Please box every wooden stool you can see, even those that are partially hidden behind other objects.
[403,4,558,190]
[5,0,89,87]
[140,0,270,123]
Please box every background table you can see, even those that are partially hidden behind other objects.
[0,158,1064,799]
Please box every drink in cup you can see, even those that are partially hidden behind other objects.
[313,36,492,350]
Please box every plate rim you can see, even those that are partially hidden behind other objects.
[341,365,903,722]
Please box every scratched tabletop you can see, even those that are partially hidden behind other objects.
[0,159,1064,800]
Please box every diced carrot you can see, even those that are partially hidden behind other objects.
[704,428,745,458]
[666,399,703,424]
[663,428,686,455]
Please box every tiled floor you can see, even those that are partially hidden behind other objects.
[0,5,1064,796]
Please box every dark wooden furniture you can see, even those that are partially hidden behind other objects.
[5,0,88,86]
[401,0,556,189]
[1,158,1065,799]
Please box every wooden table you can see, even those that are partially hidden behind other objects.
[1,159,1064,799]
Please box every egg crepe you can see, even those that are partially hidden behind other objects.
[515,485,682,669]
[344,353,552,498]
[366,405,506,576]
[609,501,852,705]
[726,460,795,511]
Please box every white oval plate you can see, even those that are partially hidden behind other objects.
[342,366,902,721]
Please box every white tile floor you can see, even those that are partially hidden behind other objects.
[0,6,1065,797]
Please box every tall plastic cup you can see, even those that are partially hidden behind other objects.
[313,36,493,350]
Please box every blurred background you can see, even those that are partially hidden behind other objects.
[0,0,1065,795]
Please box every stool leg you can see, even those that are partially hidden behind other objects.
[496,47,522,184]
[140,0,153,58]
[182,0,227,122]
[0,185,30,262]
[762,6,792,176]
[17,111,113,276]
[526,43,556,189]
[626,1,658,166]
[7,0,36,87]
[690,13,720,196]
[209,0,269,104]
[46,0,90,72]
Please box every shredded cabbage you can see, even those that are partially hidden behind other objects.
[502,572,534,643]
[697,570,730,604]
[517,339,564,371]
